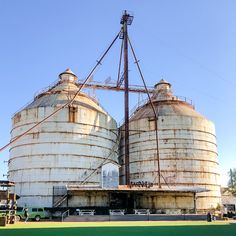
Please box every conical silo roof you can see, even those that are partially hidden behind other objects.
[24,69,106,114]
[130,79,204,121]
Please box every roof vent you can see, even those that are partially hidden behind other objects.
[59,68,77,83]
[152,79,174,101]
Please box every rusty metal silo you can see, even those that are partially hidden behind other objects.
[119,79,221,212]
[8,69,118,207]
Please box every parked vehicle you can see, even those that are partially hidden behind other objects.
[16,207,47,221]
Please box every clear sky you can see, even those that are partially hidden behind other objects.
[0,0,235,186]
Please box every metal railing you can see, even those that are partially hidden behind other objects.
[118,95,194,127]
[118,97,149,126]
[61,209,70,222]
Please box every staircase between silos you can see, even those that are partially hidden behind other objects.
[53,194,68,208]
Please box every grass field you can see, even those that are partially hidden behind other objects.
[0,221,236,236]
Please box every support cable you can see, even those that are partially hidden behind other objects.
[0,31,120,153]
[128,36,170,189]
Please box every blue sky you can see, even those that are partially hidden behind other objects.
[0,0,235,186]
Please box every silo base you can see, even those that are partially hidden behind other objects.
[52,186,217,214]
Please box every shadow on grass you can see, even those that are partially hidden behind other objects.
[1,224,236,236]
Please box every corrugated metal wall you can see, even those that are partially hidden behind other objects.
[119,80,221,212]
[8,70,118,207]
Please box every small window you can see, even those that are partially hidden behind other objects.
[14,113,21,124]
[32,208,37,212]
[32,132,39,139]
[68,106,78,123]
[38,208,43,212]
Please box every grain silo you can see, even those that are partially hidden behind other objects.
[8,69,118,208]
[119,79,221,213]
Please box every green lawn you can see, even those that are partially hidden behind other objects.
[0,221,236,236]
